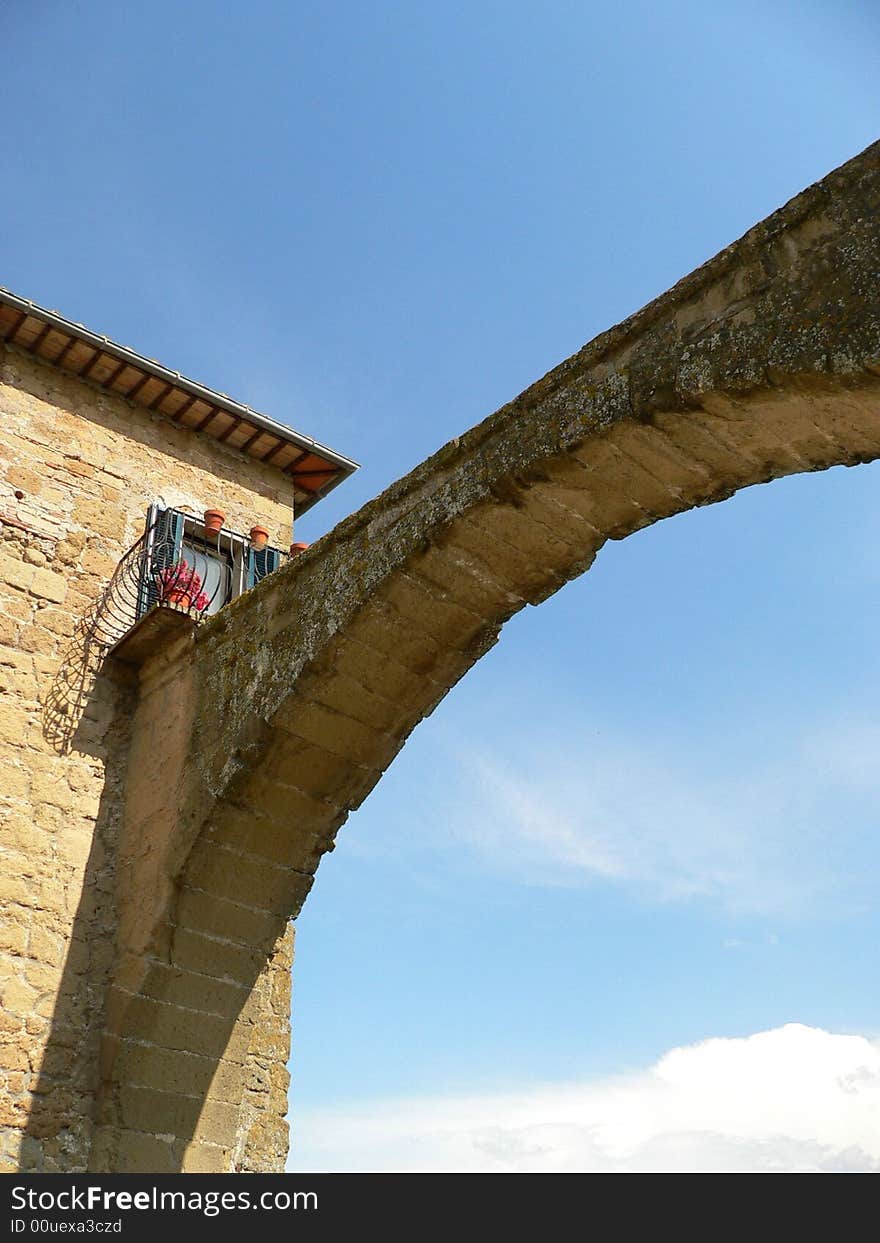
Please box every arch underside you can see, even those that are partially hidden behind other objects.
[86,141,880,1170]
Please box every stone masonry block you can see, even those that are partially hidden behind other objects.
[180,1142,232,1173]
[137,961,248,1018]
[29,567,67,604]
[0,553,34,593]
[174,888,286,950]
[168,928,264,989]
[272,698,389,766]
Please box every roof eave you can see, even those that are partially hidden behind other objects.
[0,286,359,514]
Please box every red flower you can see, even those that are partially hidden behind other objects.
[158,560,203,599]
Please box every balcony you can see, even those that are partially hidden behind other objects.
[96,506,290,667]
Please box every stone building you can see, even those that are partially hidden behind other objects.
[0,286,356,1172]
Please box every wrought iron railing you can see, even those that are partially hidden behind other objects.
[92,511,231,649]
[93,506,288,649]
[43,507,287,750]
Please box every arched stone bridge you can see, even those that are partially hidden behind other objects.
[60,142,880,1170]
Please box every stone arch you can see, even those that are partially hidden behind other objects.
[78,141,880,1170]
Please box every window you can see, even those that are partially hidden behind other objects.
[136,504,282,622]
[180,530,232,617]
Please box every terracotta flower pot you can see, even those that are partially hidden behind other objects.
[250,525,269,550]
[289,541,309,555]
[165,589,191,609]
[203,509,225,535]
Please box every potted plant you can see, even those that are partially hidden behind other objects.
[203,508,225,535]
[249,524,269,550]
[157,561,210,612]
[289,541,309,555]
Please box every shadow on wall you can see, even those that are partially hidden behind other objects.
[42,518,154,754]
[33,639,290,1172]
[29,509,142,1165]
[32,532,286,1171]
[23,662,135,1171]
[33,525,173,1168]
[42,617,118,755]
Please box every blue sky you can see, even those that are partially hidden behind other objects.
[3,3,879,1171]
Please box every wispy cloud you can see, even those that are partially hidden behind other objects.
[289,1024,880,1172]
[407,716,880,915]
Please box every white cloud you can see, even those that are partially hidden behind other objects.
[421,718,880,915]
[289,1024,880,1172]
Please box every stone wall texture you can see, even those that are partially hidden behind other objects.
[0,351,296,1172]
[2,138,879,1173]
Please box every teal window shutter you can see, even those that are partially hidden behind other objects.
[136,506,184,619]
[245,545,282,590]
